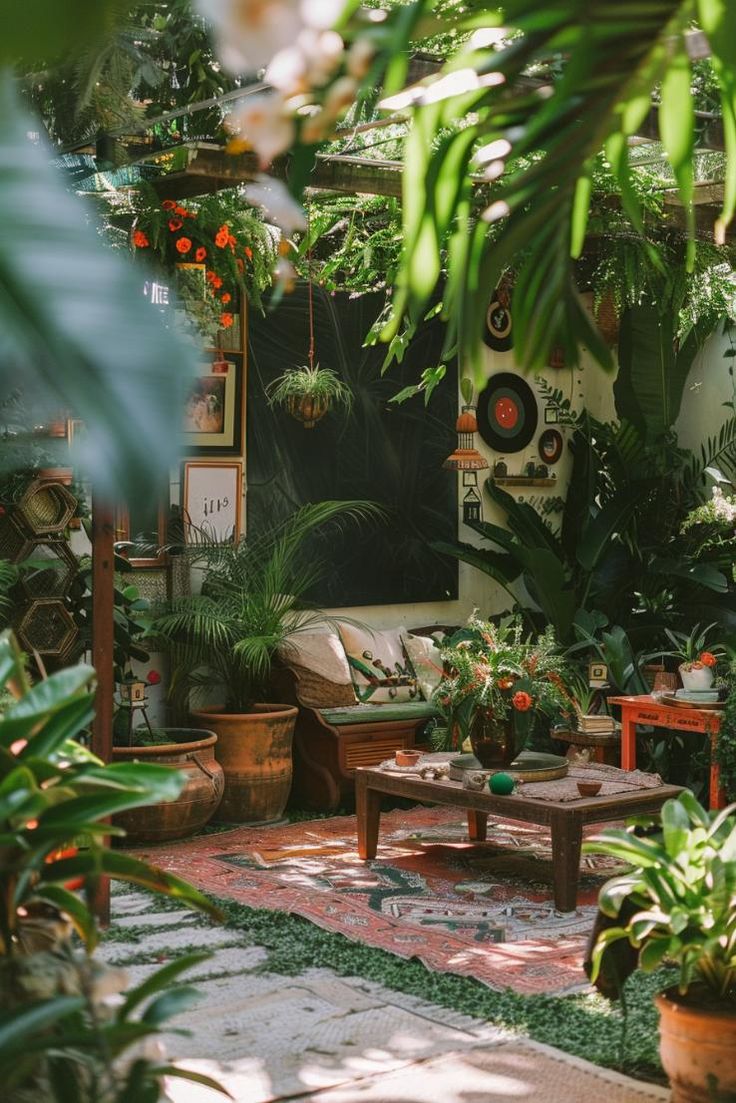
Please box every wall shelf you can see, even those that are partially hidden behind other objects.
[492,476,557,487]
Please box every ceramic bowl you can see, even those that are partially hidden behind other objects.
[577,780,602,797]
[395,749,421,768]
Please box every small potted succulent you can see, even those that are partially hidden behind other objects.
[266,363,353,428]
[432,615,573,768]
[585,792,736,1103]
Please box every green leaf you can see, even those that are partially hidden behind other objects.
[120,952,211,1017]
[0,997,85,1054]
[659,45,695,265]
[141,986,201,1025]
[34,883,97,950]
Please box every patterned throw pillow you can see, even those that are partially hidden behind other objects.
[338,625,420,703]
[401,633,443,701]
[278,629,356,708]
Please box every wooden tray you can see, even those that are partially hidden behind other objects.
[450,751,568,782]
[659,694,725,712]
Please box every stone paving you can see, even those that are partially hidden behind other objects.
[104,891,670,1103]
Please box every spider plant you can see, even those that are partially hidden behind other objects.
[151,500,380,714]
[266,364,353,415]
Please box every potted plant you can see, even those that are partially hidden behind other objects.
[660,622,729,692]
[432,615,573,768]
[266,363,353,428]
[584,792,736,1103]
[151,500,378,823]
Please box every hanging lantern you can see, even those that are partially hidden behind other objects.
[443,406,489,524]
[462,484,483,524]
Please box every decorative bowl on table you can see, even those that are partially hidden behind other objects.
[395,749,422,768]
[577,780,603,797]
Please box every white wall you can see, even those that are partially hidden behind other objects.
[675,326,735,456]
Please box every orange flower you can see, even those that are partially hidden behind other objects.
[700,651,717,667]
[498,677,514,690]
[512,690,533,712]
[175,236,192,254]
[245,247,253,260]
[227,234,237,251]
[132,230,149,248]
[206,269,217,284]
[161,199,176,210]
[175,205,188,216]
[212,275,223,289]
[220,292,232,304]
[215,228,229,248]
[195,247,207,262]
[220,312,234,328]
[168,218,183,232]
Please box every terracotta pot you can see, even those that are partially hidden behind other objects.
[679,664,714,692]
[287,394,329,428]
[37,467,74,486]
[656,989,736,1102]
[191,704,297,823]
[113,729,224,843]
[469,708,517,769]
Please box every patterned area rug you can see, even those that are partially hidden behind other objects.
[133,807,624,997]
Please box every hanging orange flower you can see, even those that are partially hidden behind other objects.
[245,247,253,260]
[175,205,188,216]
[220,292,232,304]
[132,230,149,248]
[195,247,207,262]
[220,312,234,328]
[227,234,237,251]
[512,690,533,712]
[212,275,223,289]
[168,218,183,232]
[206,269,217,284]
[175,237,193,254]
[236,258,245,273]
[161,199,176,211]
[215,228,229,248]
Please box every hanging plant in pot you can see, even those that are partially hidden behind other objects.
[150,500,381,823]
[585,792,736,1103]
[266,363,353,428]
[431,615,574,768]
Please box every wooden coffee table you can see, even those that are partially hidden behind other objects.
[355,766,682,912]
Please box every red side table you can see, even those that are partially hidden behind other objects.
[608,695,725,810]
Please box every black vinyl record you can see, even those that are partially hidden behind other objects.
[477,372,538,453]
[483,289,513,351]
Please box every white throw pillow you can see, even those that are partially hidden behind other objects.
[402,633,443,701]
[338,624,420,703]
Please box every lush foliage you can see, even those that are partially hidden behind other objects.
[585,792,736,1006]
[266,364,354,414]
[152,501,380,713]
[0,629,226,1101]
[433,615,572,747]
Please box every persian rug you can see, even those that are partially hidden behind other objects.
[133,807,625,997]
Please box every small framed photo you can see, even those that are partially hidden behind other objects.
[182,460,243,543]
[182,355,244,455]
[544,405,559,425]
[588,661,609,688]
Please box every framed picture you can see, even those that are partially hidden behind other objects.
[588,661,609,688]
[182,460,242,543]
[543,405,559,425]
[182,354,244,455]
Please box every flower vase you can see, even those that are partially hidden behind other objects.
[469,708,517,769]
[679,664,714,692]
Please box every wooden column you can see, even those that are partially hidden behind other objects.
[90,491,115,924]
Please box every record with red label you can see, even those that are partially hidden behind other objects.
[483,288,513,351]
[477,372,538,453]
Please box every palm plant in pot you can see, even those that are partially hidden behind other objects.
[151,500,379,822]
[266,364,353,429]
[585,792,736,1103]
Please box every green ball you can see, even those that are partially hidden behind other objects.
[489,772,515,795]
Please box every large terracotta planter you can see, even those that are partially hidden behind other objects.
[113,729,224,844]
[656,990,736,1102]
[191,704,297,823]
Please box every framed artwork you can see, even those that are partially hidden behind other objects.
[538,428,563,465]
[182,460,242,543]
[543,405,559,425]
[182,355,244,455]
[588,661,609,688]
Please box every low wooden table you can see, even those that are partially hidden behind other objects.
[355,766,682,912]
[609,695,725,810]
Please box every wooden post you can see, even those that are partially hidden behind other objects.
[90,490,115,924]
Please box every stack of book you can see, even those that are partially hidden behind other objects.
[577,711,620,736]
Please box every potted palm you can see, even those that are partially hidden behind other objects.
[266,364,353,428]
[151,501,378,822]
[584,792,736,1103]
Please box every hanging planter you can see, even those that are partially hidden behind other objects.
[594,291,620,346]
[267,364,353,429]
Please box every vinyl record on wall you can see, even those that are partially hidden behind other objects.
[477,372,538,453]
[483,289,513,351]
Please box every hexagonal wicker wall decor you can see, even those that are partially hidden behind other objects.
[17,480,77,535]
[17,599,78,658]
[20,539,78,600]
[0,514,33,563]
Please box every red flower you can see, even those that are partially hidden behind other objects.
[245,246,253,260]
[512,690,533,712]
[215,228,229,248]
[700,651,717,667]
[132,230,149,248]
[227,234,237,251]
[161,199,176,210]
[175,205,188,216]
[176,237,192,254]
[220,292,232,304]
[206,269,217,284]
[147,670,162,685]
[220,312,234,328]
[168,218,183,232]
[212,275,223,289]
[195,247,207,262]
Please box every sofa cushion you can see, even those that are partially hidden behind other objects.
[402,633,443,701]
[319,701,438,727]
[278,629,356,708]
[338,624,419,703]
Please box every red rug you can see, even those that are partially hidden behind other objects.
[133,807,623,997]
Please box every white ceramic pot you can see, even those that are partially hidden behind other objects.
[679,664,714,692]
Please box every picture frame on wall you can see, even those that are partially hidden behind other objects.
[182,354,244,455]
[182,460,242,543]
